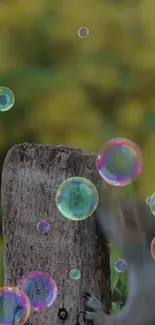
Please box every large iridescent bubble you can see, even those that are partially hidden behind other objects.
[17,271,57,312]
[0,286,31,325]
[96,138,143,186]
[56,177,98,221]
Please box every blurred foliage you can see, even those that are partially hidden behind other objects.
[0,0,154,287]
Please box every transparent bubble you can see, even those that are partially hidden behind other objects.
[17,271,57,312]
[146,196,153,206]
[78,27,89,38]
[150,237,155,260]
[0,87,15,111]
[114,259,128,273]
[149,192,155,216]
[56,177,98,221]
[0,286,31,325]
[70,269,81,280]
[36,220,50,234]
[96,138,143,186]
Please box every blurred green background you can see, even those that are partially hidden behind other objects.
[0,0,155,285]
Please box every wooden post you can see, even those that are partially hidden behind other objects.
[1,143,111,325]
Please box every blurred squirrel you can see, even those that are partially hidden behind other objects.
[83,185,155,325]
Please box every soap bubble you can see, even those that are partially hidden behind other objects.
[70,269,81,280]
[114,259,128,273]
[146,197,153,206]
[150,237,155,260]
[17,271,57,312]
[36,220,50,234]
[96,138,143,186]
[56,177,98,221]
[78,27,89,38]
[0,87,15,111]
[0,286,31,325]
[149,192,155,216]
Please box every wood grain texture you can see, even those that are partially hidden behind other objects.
[1,143,111,325]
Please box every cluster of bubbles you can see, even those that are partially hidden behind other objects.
[0,83,143,324]
[0,21,146,325]
[0,271,57,325]
[55,138,142,221]
[0,267,83,325]
[0,27,90,114]
[145,193,155,259]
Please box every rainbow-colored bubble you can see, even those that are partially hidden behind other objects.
[146,197,152,205]
[96,138,143,186]
[114,258,128,273]
[150,237,155,260]
[0,87,15,111]
[56,177,98,221]
[78,27,89,38]
[17,271,57,312]
[0,286,31,325]
[147,192,155,216]
[36,220,50,234]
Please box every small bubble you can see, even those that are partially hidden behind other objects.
[0,87,15,111]
[36,220,50,234]
[114,258,127,273]
[78,27,89,38]
[70,269,81,280]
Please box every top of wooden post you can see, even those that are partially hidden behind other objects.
[1,143,111,325]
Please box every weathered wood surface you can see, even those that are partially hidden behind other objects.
[1,143,111,325]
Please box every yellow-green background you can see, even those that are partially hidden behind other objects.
[0,0,155,285]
